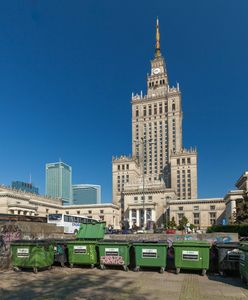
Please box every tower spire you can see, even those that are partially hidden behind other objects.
[155,17,161,57]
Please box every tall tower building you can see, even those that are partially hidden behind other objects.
[132,18,183,186]
[45,161,72,205]
[72,184,101,205]
[112,19,198,226]
[12,181,39,195]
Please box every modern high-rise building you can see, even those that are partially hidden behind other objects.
[112,19,198,226]
[45,161,72,204]
[72,184,101,205]
[11,181,39,195]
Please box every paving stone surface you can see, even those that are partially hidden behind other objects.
[0,267,247,300]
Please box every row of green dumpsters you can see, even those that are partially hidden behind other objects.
[10,239,248,283]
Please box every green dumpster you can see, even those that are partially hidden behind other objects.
[173,240,211,275]
[97,240,130,271]
[132,240,168,273]
[67,240,98,268]
[239,242,248,283]
[11,240,54,273]
[76,221,106,240]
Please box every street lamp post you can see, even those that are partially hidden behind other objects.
[135,137,153,230]
[141,138,145,229]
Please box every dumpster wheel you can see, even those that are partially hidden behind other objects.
[13,266,20,272]
[33,267,38,274]
[100,264,106,270]
[202,269,206,276]
[160,267,165,274]
[90,264,95,269]
[123,265,129,272]
[176,267,180,274]
[134,266,140,272]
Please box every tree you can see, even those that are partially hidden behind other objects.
[177,216,189,231]
[167,217,177,229]
[235,195,248,224]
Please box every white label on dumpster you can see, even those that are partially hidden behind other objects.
[105,248,119,256]
[74,245,87,254]
[182,250,199,261]
[17,248,29,257]
[142,249,157,258]
[227,249,240,262]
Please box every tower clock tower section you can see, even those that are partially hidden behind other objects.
[131,18,183,187]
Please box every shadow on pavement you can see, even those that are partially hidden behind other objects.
[0,268,151,300]
[207,273,248,289]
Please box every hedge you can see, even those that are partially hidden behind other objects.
[206,224,248,236]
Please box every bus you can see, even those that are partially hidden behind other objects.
[47,213,99,234]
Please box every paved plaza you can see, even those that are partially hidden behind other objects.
[0,267,247,300]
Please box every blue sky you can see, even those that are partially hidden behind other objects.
[0,1,247,202]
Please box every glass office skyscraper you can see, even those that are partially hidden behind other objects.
[72,184,101,205]
[12,181,39,195]
[45,161,72,204]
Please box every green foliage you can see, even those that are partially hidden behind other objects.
[235,197,248,224]
[177,216,189,231]
[167,216,177,229]
[206,224,248,237]
[189,224,196,231]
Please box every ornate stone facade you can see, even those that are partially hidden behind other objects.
[167,198,225,230]
[112,19,198,226]
[0,186,120,228]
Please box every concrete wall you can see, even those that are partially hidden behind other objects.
[105,232,239,246]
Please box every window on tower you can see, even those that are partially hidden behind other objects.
[165,102,168,113]
[154,104,157,115]
[159,103,162,114]
[149,105,152,115]
[143,106,146,116]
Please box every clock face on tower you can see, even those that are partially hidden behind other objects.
[153,68,161,74]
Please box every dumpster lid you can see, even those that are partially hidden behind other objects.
[173,240,210,247]
[66,239,98,244]
[11,239,53,245]
[53,239,76,242]
[215,242,240,248]
[97,239,130,244]
[132,240,168,245]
